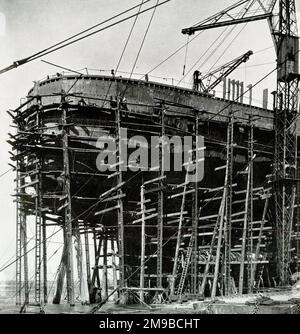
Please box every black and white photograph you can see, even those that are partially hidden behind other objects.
[0,0,300,321]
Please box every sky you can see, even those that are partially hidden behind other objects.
[0,0,298,281]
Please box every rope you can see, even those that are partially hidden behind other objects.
[176,27,233,87]
[101,0,146,109]
[182,35,190,76]
[0,0,171,74]
[117,0,160,103]
[0,167,13,178]
[25,1,153,62]
[144,32,203,77]
[128,0,160,82]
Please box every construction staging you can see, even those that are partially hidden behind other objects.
[2,0,300,313]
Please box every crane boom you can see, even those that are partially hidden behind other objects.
[182,0,276,35]
[195,50,253,93]
[182,13,271,35]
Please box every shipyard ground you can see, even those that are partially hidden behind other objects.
[1,286,300,314]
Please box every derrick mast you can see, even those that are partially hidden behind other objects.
[272,0,299,285]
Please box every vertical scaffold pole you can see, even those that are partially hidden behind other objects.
[102,235,108,299]
[35,103,42,305]
[224,111,234,296]
[139,184,146,302]
[19,157,29,305]
[247,114,254,293]
[116,101,125,290]
[16,156,22,305]
[111,237,118,300]
[61,94,75,306]
[157,104,165,289]
[84,223,91,293]
[20,211,29,305]
[238,115,253,294]
[42,217,48,304]
[192,112,199,294]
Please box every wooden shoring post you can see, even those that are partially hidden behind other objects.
[110,237,118,301]
[224,110,234,296]
[91,230,101,289]
[192,111,199,294]
[102,236,108,300]
[74,222,89,304]
[116,100,125,289]
[211,185,227,298]
[247,114,254,293]
[61,94,75,306]
[53,241,67,305]
[238,114,253,294]
[84,223,92,293]
[199,160,227,296]
[139,184,146,303]
[157,103,164,289]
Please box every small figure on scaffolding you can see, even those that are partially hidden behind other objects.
[78,98,86,106]
[109,95,118,109]
[117,94,128,111]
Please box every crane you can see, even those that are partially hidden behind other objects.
[182,1,276,35]
[182,0,300,287]
[193,50,253,93]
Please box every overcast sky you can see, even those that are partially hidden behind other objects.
[0,0,298,281]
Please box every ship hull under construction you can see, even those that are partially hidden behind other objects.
[10,74,299,305]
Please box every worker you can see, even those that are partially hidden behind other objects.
[78,98,86,106]
[110,96,117,109]
[120,96,128,110]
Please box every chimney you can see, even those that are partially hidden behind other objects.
[235,80,240,102]
[247,84,253,106]
[240,82,244,103]
[227,78,231,100]
[262,88,269,109]
[231,79,236,100]
[271,91,277,110]
[223,77,227,99]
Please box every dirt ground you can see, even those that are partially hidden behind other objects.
[1,286,299,314]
